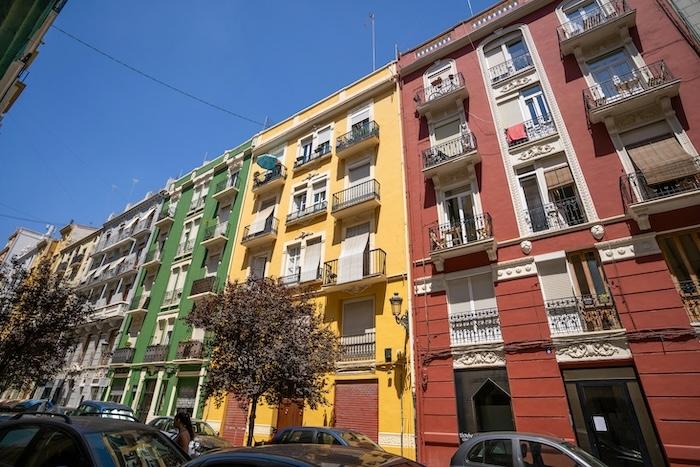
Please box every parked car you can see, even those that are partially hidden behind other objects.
[148,415,232,454]
[0,399,54,421]
[271,426,384,451]
[185,444,424,467]
[0,412,189,466]
[72,400,136,421]
[450,432,607,467]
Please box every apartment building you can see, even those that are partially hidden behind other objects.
[106,143,251,425]
[218,64,416,457]
[0,227,50,269]
[60,191,165,406]
[397,0,700,465]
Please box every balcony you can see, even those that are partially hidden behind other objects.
[335,121,380,160]
[130,219,152,239]
[174,239,195,259]
[189,276,220,301]
[414,72,468,117]
[213,176,239,203]
[155,207,175,230]
[127,294,150,319]
[142,248,161,271]
[429,214,495,271]
[279,266,322,287]
[111,347,135,365]
[286,201,327,226]
[678,280,700,324]
[201,221,228,250]
[422,132,479,180]
[293,143,332,172]
[241,217,279,248]
[583,61,680,124]
[188,197,206,215]
[162,288,183,308]
[489,53,534,84]
[620,158,700,229]
[322,248,386,291]
[545,295,621,336]
[557,0,636,57]
[338,332,375,363]
[176,340,204,360]
[143,344,169,363]
[449,308,503,346]
[505,115,557,149]
[252,164,286,194]
[331,180,381,219]
[70,253,84,266]
[92,299,130,322]
[523,197,587,235]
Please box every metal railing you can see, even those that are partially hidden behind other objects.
[429,213,493,252]
[489,53,533,83]
[253,164,286,189]
[215,175,239,194]
[176,340,204,360]
[505,115,556,147]
[87,255,138,285]
[524,197,586,233]
[189,197,205,213]
[203,221,228,241]
[678,279,700,323]
[279,266,322,286]
[620,157,700,206]
[323,249,386,286]
[339,332,375,362]
[557,0,633,42]
[336,121,380,153]
[583,61,676,112]
[157,205,176,222]
[143,344,169,363]
[111,347,135,364]
[294,143,332,169]
[545,294,621,335]
[130,294,150,311]
[162,288,183,307]
[331,179,380,212]
[144,248,161,263]
[422,132,477,170]
[449,308,502,346]
[175,239,195,257]
[131,219,152,236]
[190,276,220,296]
[414,72,466,107]
[242,217,279,242]
[286,201,327,223]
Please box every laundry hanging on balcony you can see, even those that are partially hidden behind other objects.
[249,204,275,235]
[626,135,699,185]
[505,123,527,144]
[300,238,322,282]
[337,226,369,284]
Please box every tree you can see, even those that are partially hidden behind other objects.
[186,278,339,446]
[0,259,91,396]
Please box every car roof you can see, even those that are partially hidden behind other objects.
[196,444,417,466]
[278,426,360,434]
[0,415,158,434]
[151,416,208,423]
[78,400,132,411]
[462,431,569,444]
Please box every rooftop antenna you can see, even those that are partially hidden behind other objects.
[467,0,474,16]
[369,12,376,71]
[263,116,271,129]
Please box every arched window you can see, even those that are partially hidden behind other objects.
[473,379,515,432]
[422,60,459,102]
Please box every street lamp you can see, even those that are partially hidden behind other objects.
[390,293,409,331]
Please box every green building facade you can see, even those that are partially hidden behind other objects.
[106,141,252,423]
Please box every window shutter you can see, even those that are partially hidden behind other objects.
[342,299,375,335]
[317,127,331,145]
[544,166,574,190]
[470,273,498,311]
[447,278,472,314]
[626,135,698,185]
[537,258,574,300]
[350,106,371,126]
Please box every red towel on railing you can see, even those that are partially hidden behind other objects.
[505,123,527,144]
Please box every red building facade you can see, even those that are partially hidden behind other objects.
[398,0,700,465]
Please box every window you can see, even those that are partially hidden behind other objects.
[88,430,187,466]
[433,117,464,145]
[587,50,638,100]
[296,127,332,166]
[349,104,371,132]
[286,430,315,444]
[250,197,276,235]
[338,223,371,283]
[562,0,606,36]
[289,177,327,219]
[250,254,268,280]
[316,126,332,155]
[292,186,307,214]
[0,426,40,464]
[568,250,608,297]
[317,432,341,445]
[342,299,375,337]
[446,273,500,345]
[520,440,577,467]
[284,244,301,279]
[25,429,84,467]
[520,86,550,123]
[485,35,533,82]
[348,161,371,187]
[659,230,700,321]
[422,61,462,101]
[299,137,313,163]
[467,439,514,466]
[301,237,323,282]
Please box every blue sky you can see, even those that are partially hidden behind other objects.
[0,0,495,241]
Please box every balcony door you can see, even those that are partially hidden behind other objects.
[442,186,477,247]
[563,0,604,35]
[341,298,375,353]
[588,50,639,101]
[285,244,301,279]
[423,61,457,101]
[430,115,466,162]
[349,105,371,135]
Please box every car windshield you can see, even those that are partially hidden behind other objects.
[87,430,187,466]
[194,422,216,436]
[340,431,381,449]
[562,441,608,467]
[102,409,134,420]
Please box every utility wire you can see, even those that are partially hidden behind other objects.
[51,25,266,127]
[0,212,63,226]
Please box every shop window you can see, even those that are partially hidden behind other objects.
[474,380,515,432]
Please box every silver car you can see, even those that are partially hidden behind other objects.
[451,432,607,467]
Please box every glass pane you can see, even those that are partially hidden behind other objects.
[585,252,607,296]
[484,439,514,466]
[572,255,592,296]
[26,430,83,467]
[520,440,577,467]
[661,238,691,281]
[507,40,527,59]
[474,381,515,432]
[434,119,462,143]
[89,430,187,466]
[680,234,700,277]
[0,427,40,465]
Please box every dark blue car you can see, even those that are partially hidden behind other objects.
[271,426,384,451]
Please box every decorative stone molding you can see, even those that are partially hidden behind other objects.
[501,76,532,93]
[378,432,417,448]
[452,343,506,368]
[336,360,376,373]
[493,257,537,282]
[590,224,605,240]
[414,276,445,295]
[552,330,630,363]
[594,233,661,263]
[517,143,555,161]
[612,103,665,134]
[253,424,274,436]
[520,240,532,255]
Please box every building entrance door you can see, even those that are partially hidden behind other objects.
[135,379,156,422]
[276,400,303,432]
[564,368,665,467]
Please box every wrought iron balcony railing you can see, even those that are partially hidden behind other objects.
[144,248,161,263]
[505,115,557,148]
[190,275,221,296]
[279,266,322,286]
[286,201,327,224]
[215,175,239,194]
[583,61,676,112]
[449,308,502,346]
[545,294,621,336]
[678,279,700,323]
[162,288,183,307]
[331,179,380,212]
[422,132,477,170]
[188,197,205,213]
[414,73,466,107]
[557,0,633,42]
[242,217,279,243]
[336,121,379,153]
[429,213,493,252]
[111,347,135,364]
[620,157,700,206]
[203,221,228,241]
[143,344,169,363]
[489,53,534,83]
[339,332,375,362]
[524,197,586,234]
[294,143,332,169]
[157,205,176,222]
[175,239,195,257]
[323,249,386,286]
[176,340,204,360]
[253,164,286,189]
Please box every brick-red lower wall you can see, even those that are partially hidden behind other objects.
[334,380,378,442]
[222,395,248,446]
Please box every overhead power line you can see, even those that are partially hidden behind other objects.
[51,26,265,127]
[0,212,63,226]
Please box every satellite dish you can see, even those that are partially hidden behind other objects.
[256,154,278,170]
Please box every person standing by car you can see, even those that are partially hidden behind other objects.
[174,411,195,455]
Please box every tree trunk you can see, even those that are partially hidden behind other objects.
[246,395,258,447]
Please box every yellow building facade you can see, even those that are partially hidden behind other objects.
[209,63,416,457]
